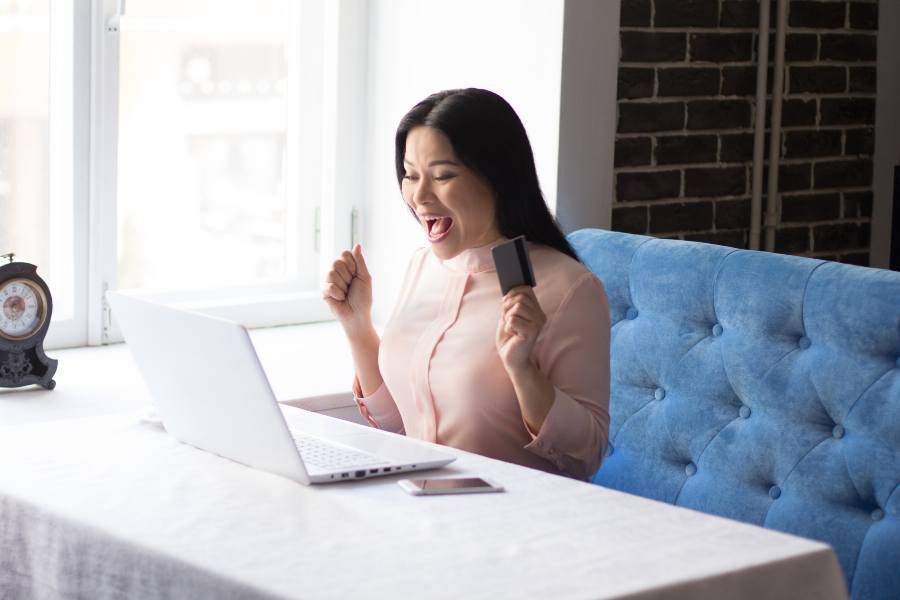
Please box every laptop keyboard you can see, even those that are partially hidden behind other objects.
[292,435,388,471]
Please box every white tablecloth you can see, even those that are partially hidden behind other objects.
[0,408,846,600]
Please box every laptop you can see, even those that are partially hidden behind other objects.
[106,291,455,484]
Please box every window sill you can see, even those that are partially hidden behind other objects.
[0,321,364,428]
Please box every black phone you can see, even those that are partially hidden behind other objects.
[491,235,536,296]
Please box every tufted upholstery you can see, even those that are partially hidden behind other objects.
[569,229,900,600]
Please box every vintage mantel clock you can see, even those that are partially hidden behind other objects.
[0,253,57,390]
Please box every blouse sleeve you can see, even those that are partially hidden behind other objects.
[349,248,429,437]
[523,272,611,480]
[352,377,405,435]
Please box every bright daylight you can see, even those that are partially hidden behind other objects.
[0,1,897,599]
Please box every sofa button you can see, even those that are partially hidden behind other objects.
[626,307,639,320]
[654,387,666,401]
[607,444,614,457]
[798,336,811,350]
[871,508,885,521]
[832,425,845,439]
[685,462,696,476]
[712,323,723,337]
[739,405,751,419]
[769,485,782,500]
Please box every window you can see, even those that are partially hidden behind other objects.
[1,0,365,349]
[116,1,308,295]
[0,3,53,285]
[0,0,80,348]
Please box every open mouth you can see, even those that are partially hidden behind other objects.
[425,216,454,243]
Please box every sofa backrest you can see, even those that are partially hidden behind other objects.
[569,229,899,600]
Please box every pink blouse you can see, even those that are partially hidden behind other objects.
[353,239,610,480]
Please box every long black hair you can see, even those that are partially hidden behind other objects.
[394,88,579,262]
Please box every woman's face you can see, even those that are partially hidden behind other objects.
[401,126,501,260]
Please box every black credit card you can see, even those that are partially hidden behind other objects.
[491,235,536,296]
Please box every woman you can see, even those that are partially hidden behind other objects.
[322,88,610,480]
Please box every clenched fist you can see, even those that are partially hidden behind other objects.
[322,244,373,334]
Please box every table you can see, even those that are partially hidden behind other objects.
[0,407,846,600]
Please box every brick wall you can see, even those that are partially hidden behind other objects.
[613,0,878,265]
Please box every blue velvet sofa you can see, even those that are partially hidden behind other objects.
[569,229,899,600]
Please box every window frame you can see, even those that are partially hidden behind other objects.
[34,0,87,350]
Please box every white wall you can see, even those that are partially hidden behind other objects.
[362,0,566,323]
[556,0,620,233]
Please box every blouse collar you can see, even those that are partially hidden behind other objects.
[441,237,510,274]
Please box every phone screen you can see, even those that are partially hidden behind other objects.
[410,478,493,491]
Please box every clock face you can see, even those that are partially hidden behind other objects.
[0,278,47,340]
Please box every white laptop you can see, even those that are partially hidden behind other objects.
[106,291,455,484]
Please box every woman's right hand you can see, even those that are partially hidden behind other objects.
[323,244,373,333]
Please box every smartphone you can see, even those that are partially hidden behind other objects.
[491,235,536,296]
[397,477,504,496]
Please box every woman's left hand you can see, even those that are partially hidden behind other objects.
[496,286,547,374]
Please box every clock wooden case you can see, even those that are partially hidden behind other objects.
[0,257,57,390]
